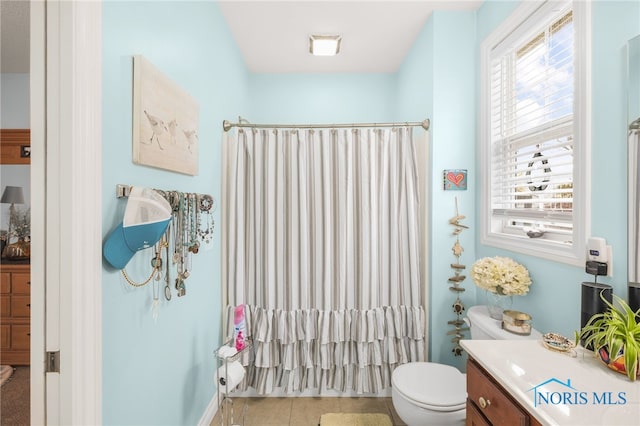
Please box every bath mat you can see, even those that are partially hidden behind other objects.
[319,413,392,426]
[0,365,14,387]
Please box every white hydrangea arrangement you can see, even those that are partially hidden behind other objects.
[470,256,532,296]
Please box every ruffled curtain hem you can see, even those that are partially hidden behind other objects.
[225,304,426,395]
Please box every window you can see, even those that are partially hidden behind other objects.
[480,0,590,265]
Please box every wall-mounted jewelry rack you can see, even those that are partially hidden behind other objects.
[114,184,216,305]
[116,184,215,209]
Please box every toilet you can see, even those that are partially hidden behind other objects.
[391,305,542,426]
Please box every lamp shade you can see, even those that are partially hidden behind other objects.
[1,186,25,204]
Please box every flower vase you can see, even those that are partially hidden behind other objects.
[486,291,513,320]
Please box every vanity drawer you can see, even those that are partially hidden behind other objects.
[11,325,30,350]
[0,324,9,350]
[11,296,31,317]
[1,273,10,293]
[0,263,31,365]
[12,273,31,294]
[0,295,9,317]
[467,359,527,426]
[466,400,491,426]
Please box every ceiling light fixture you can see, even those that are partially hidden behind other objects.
[309,35,341,56]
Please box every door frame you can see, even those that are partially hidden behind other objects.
[30,1,102,423]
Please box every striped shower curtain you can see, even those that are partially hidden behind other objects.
[630,122,640,285]
[222,126,426,395]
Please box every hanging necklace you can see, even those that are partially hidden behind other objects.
[151,236,170,321]
[175,192,188,297]
[189,193,199,253]
[164,226,172,301]
[152,249,161,322]
[121,246,163,288]
[197,194,215,244]
[182,192,190,277]
[173,195,183,264]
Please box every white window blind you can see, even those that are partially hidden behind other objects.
[490,6,575,242]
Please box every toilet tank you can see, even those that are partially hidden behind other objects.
[465,305,542,340]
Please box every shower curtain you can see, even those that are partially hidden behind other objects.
[222,126,426,395]
[630,123,640,284]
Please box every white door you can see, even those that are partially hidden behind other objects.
[30,1,102,424]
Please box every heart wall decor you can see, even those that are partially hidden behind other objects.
[443,169,468,191]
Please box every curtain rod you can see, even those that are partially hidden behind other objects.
[222,118,430,132]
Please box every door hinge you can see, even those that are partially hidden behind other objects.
[45,351,60,373]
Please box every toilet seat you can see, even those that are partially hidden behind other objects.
[392,362,466,412]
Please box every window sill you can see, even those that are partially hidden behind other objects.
[480,232,583,267]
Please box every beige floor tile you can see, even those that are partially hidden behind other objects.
[243,397,293,425]
[210,396,407,426]
[383,398,407,426]
[290,397,340,426]
[211,397,249,426]
[338,397,391,415]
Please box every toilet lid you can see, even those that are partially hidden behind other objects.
[392,362,466,411]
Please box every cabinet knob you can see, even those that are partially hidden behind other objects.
[478,396,491,409]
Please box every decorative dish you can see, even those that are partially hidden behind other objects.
[542,332,576,356]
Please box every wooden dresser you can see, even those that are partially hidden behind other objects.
[467,357,542,426]
[0,262,31,365]
[0,129,31,365]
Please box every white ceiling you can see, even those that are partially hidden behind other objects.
[219,0,483,73]
[0,1,483,74]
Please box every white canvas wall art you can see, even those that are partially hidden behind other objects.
[132,55,199,175]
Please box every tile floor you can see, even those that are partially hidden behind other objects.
[210,397,407,426]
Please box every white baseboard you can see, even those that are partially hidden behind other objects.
[198,391,219,426]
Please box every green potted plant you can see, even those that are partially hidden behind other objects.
[577,293,640,381]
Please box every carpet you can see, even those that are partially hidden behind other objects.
[319,413,393,426]
[1,366,30,426]
[0,365,13,387]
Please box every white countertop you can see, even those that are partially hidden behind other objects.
[461,340,640,426]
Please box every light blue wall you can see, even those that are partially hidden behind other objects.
[395,15,434,125]
[430,11,477,370]
[102,2,248,424]
[396,11,477,370]
[475,1,640,341]
[248,73,396,123]
[99,1,640,422]
[1,73,30,128]
[630,34,640,123]
[0,73,31,237]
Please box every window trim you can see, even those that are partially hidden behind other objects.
[479,0,591,266]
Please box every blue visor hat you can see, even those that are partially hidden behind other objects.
[103,187,172,269]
